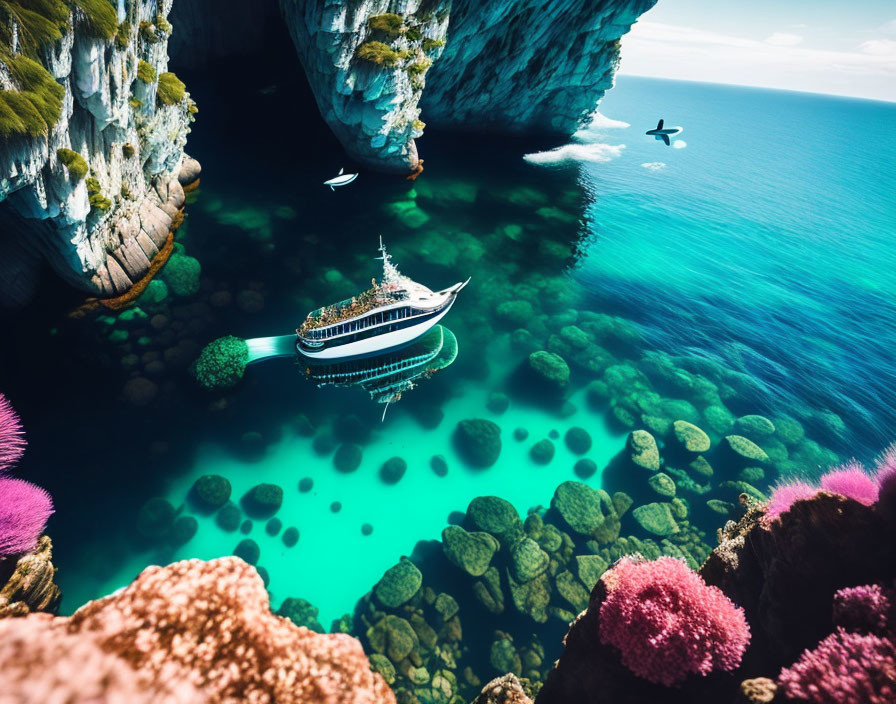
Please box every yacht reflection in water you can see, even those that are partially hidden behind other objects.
[299,325,458,420]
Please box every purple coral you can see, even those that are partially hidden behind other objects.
[0,477,54,557]
[0,393,26,473]
[833,584,896,636]
[763,481,819,523]
[874,446,896,491]
[777,628,896,704]
[819,462,879,506]
[598,556,750,687]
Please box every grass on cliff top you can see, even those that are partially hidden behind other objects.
[157,72,185,106]
[70,0,118,39]
[0,54,64,138]
[368,13,404,36]
[57,147,87,181]
[0,1,69,56]
[356,41,410,68]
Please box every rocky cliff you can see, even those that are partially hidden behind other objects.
[0,0,198,307]
[280,0,657,173]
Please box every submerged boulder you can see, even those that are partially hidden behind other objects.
[192,336,248,390]
[467,496,524,546]
[442,526,499,577]
[242,484,283,518]
[524,351,570,396]
[632,502,679,536]
[454,419,502,468]
[551,481,614,536]
[510,538,550,582]
[374,557,422,608]
[191,475,231,510]
[672,420,711,453]
[530,439,555,465]
[628,430,660,472]
[565,427,592,455]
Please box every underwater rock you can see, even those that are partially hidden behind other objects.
[688,455,715,480]
[454,419,502,468]
[233,539,260,566]
[574,458,598,479]
[613,492,634,517]
[466,496,524,546]
[565,427,592,455]
[162,253,201,298]
[361,523,373,536]
[241,483,283,518]
[238,431,266,462]
[169,516,198,546]
[330,502,342,513]
[282,527,299,547]
[442,526,499,577]
[733,415,776,441]
[514,428,530,442]
[215,502,241,532]
[430,455,449,477]
[136,498,175,539]
[374,557,423,608]
[524,351,570,397]
[0,558,394,702]
[298,477,314,493]
[508,571,551,623]
[192,337,249,390]
[703,404,736,436]
[0,536,61,617]
[334,414,371,445]
[511,538,550,583]
[487,392,511,414]
[672,420,711,453]
[722,435,770,464]
[631,503,679,537]
[265,518,282,537]
[191,474,231,510]
[312,429,337,456]
[551,481,614,537]
[490,634,523,676]
[772,415,805,446]
[278,597,325,633]
[333,443,363,473]
[367,613,419,663]
[647,473,676,499]
[474,567,506,615]
[472,674,535,704]
[530,439,556,465]
[240,520,253,535]
[576,554,610,592]
[496,300,536,328]
[380,457,408,485]
[586,380,611,409]
[256,566,270,588]
[627,430,661,472]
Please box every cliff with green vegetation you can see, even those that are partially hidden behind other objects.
[280,0,657,173]
[0,0,199,306]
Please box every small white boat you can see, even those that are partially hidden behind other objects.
[296,239,468,360]
[323,168,358,190]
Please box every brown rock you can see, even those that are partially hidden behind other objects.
[0,536,61,617]
[472,673,536,704]
[739,678,777,703]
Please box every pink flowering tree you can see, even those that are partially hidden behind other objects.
[598,556,751,687]
[0,393,26,473]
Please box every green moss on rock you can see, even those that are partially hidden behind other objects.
[56,148,87,182]
[156,72,185,106]
[191,474,231,509]
[368,12,404,35]
[193,335,247,390]
[672,420,711,453]
[631,502,679,537]
[442,525,498,577]
[137,60,156,83]
[162,252,201,297]
[453,419,501,468]
[374,557,422,608]
[356,41,406,67]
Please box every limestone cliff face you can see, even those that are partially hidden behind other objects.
[280,0,656,173]
[0,0,198,306]
[281,0,449,174]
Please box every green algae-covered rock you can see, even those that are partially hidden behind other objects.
[191,474,231,509]
[718,480,768,503]
[632,502,679,537]
[496,300,534,327]
[490,636,522,675]
[367,614,418,662]
[193,336,248,390]
[648,472,677,498]
[277,597,324,633]
[739,466,766,484]
[379,456,407,484]
[234,538,260,565]
[585,379,610,408]
[628,429,660,471]
[760,436,789,464]
[454,419,502,468]
[773,414,805,445]
[333,443,362,473]
[508,570,551,623]
[140,278,168,305]
[486,391,510,414]
[672,420,711,453]
[734,414,776,440]
[565,427,592,455]
[434,593,459,621]
[430,454,448,477]
[526,350,570,394]
[169,516,197,546]
[215,502,240,532]
[442,525,499,577]
[161,252,201,297]
[574,458,597,479]
[703,404,736,435]
[669,497,689,520]
[551,481,613,536]
[641,414,673,437]
[374,557,422,608]
[265,518,282,536]
[510,538,549,582]
[688,455,714,479]
[136,497,175,538]
[707,499,735,516]
[467,496,523,545]
[611,405,638,429]
[612,491,634,517]
[576,554,609,591]
[242,483,283,517]
[282,526,299,547]
[529,438,555,465]
[556,570,590,613]
[536,524,563,553]
[473,566,505,614]
[724,434,770,463]
[368,653,396,685]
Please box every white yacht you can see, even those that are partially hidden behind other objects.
[296,239,468,359]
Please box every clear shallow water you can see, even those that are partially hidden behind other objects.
[1,60,893,627]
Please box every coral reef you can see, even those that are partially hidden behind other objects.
[0,557,395,702]
[192,335,249,390]
[0,393,26,471]
[0,477,53,556]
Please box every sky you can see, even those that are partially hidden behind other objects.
[618,0,896,102]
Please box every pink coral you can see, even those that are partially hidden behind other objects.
[820,462,879,505]
[777,628,896,704]
[0,477,54,557]
[0,393,26,473]
[598,556,751,687]
[875,446,896,490]
[764,481,819,523]
[833,584,896,635]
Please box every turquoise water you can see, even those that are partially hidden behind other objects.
[3,70,894,630]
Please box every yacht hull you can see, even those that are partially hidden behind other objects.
[296,297,456,360]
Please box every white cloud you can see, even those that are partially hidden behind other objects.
[672,140,687,149]
[523,143,626,166]
[619,20,896,102]
[859,39,896,56]
[765,32,803,47]
[641,162,667,171]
